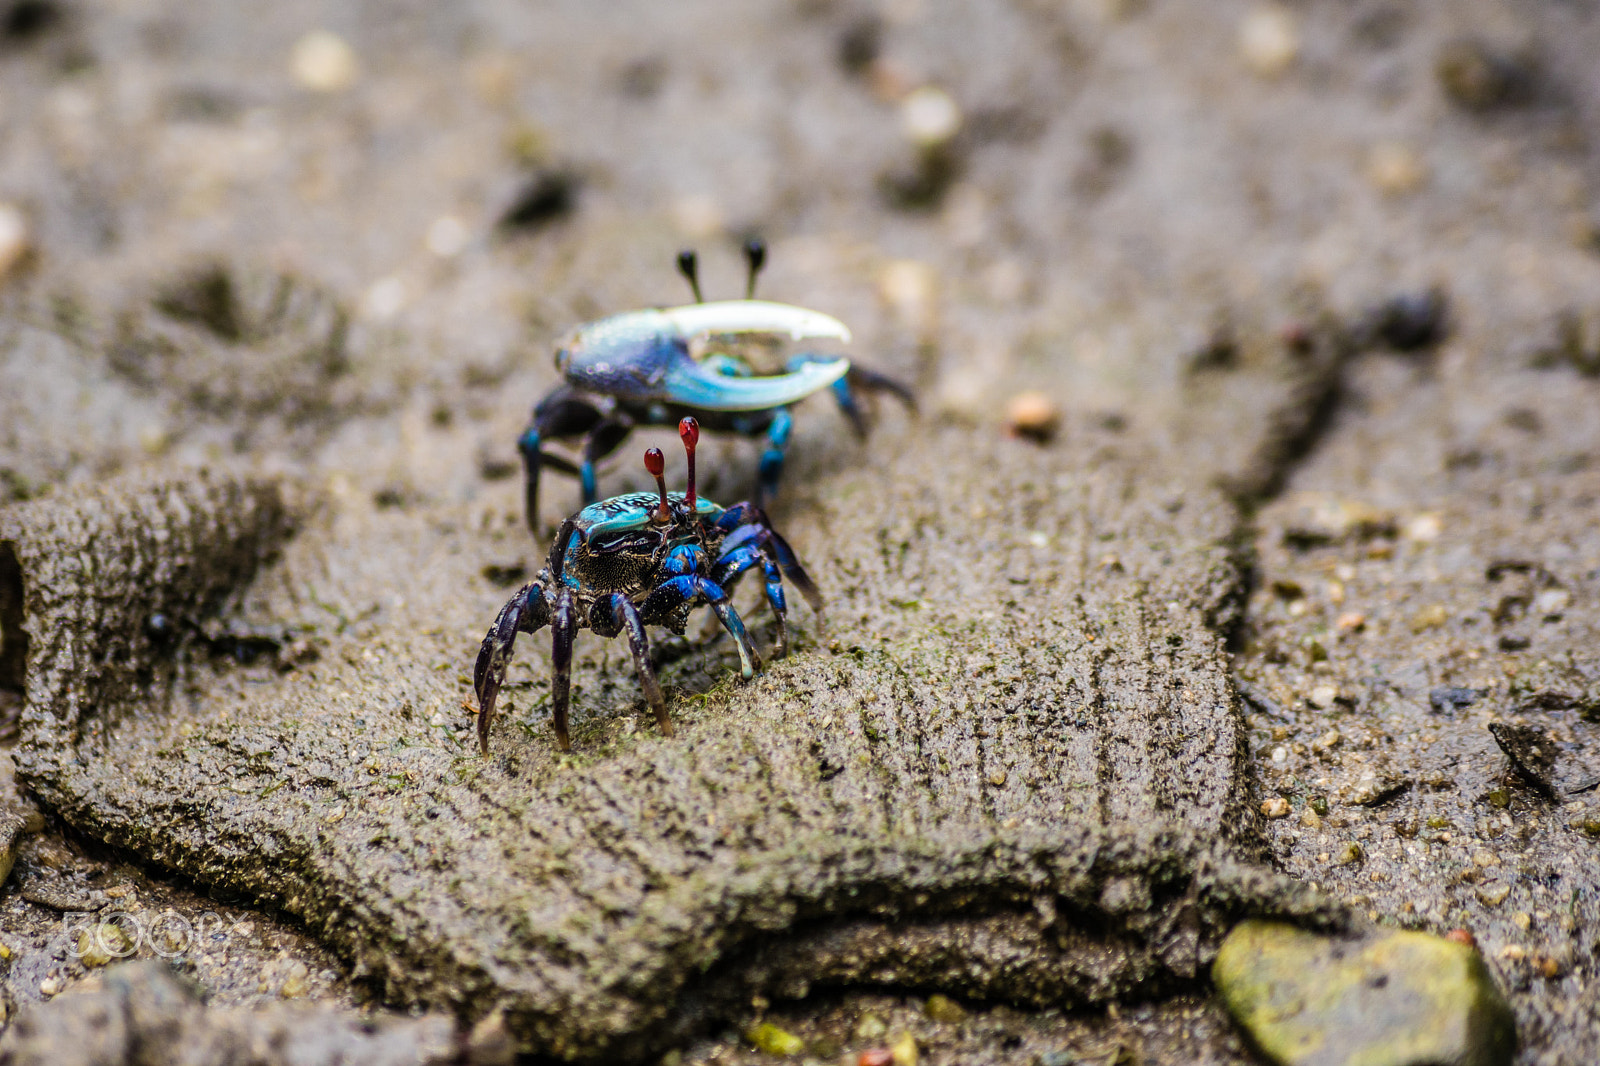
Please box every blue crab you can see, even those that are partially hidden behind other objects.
[517,239,913,532]
[474,416,821,752]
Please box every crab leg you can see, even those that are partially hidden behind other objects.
[641,574,762,680]
[590,592,671,737]
[713,546,791,658]
[473,582,552,754]
[549,585,579,751]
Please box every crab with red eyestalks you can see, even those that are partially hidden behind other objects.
[473,416,822,752]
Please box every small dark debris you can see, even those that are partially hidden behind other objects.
[1270,579,1304,601]
[1184,324,1237,374]
[618,56,666,99]
[1072,126,1135,200]
[1517,689,1600,717]
[1354,289,1449,352]
[1529,310,1600,377]
[1429,686,1482,714]
[1486,558,1560,586]
[498,170,579,232]
[879,145,961,210]
[836,14,882,73]
[1488,720,1560,799]
[482,563,527,588]
[2,0,61,41]
[154,264,243,342]
[372,486,409,510]
[478,453,518,481]
[1436,38,1536,112]
[1497,635,1531,651]
[1502,407,1542,434]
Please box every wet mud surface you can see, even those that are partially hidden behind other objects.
[0,0,1599,1063]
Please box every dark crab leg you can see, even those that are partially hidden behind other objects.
[712,546,791,658]
[473,582,552,754]
[590,592,671,737]
[641,574,762,680]
[714,504,823,612]
[549,584,579,751]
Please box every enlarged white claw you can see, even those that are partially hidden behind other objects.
[662,355,850,412]
[663,300,852,345]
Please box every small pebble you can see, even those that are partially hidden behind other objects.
[924,993,967,1024]
[290,30,359,93]
[1309,684,1339,710]
[1005,391,1060,443]
[1367,142,1427,195]
[1445,928,1478,950]
[1533,588,1570,616]
[1335,611,1365,632]
[1475,883,1511,906]
[901,86,961,148]
[745,1022,804,1057]
[987,771,1007,788]
[877,259,939,333]
[859,1051,893,1066]
[1410,605,1449,633]
[1270,746,1289,764]
[38,976,61,996]
[1334,842,1363,865]
[1299,808,1322,830]
[890,1032,918,1066]
[1238,5,1299,77]
[425,215,470,258]
[280,960,310,997]
[854,1013,888,1041]
[0,202,29,279]
[1260,797,1291,819]
[1406,513,1442,542]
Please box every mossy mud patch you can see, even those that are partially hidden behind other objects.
[6,428,1335,1060]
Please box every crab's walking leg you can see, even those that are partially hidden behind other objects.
[756,408,792,510]
[712,546,791,658]
[550,585,579,751]
[473,582,552,754]
[590,592,672,737]
[642,575,761,679]
[519,392,603,534]
[578,418,634,505]
[715,505,824,613]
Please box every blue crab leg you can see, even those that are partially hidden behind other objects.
[549,585,579,751]
[473,582,552,754]
[712,546,791,658]
[640,575,761,679]
[714,505,823,612]
[590,593,671,737]
[756,408,793,508]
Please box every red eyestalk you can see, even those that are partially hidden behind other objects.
[643,447,670,523]
[678,417,699,511]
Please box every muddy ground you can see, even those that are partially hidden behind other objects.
[1,1,1599,1063]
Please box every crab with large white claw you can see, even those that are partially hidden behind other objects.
[517,238,914,532]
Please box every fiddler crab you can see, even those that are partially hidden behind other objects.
[517,238,913,533]
[473,415,821,753]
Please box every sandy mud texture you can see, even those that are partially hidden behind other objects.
[6,426,1332,1061]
